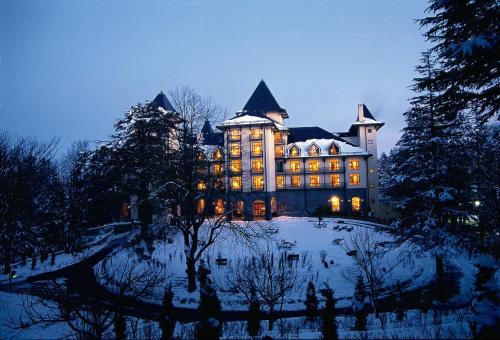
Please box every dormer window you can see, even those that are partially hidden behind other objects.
[289,145,300,157]
[328,144,339,155]
[212,148,222,161]
[308,144,320,156]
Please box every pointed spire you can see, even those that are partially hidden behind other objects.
[201,119,213,135]
[357,104,377,122]
[242,80,287,117]
[152,91,176,112]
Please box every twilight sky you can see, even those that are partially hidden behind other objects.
[0,0,429,155]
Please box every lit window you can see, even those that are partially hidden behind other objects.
[276,175,285,189]
[251,142,263,156]
[275,146,284,158]
[290,160,301,172]
[214,163,223,174]
[229,129,240,141]
[309,160,320,172]
[196,152,205,160]
[308,145,319,156]
[352,196,361,212]
[289,146,300,157]
[291,176,301,188]
[233,201,244,217]
[330,174,341,186]
[252,175,264,190]
[349,159,360,170]
[329,159,340,171]
[274,132,282,144]
[215,199,224,215]
[350,173,360,185]
[196,199,205,214]
[330,196,340,212]
[231,176,242,190]
[250,128,262,139]
[328,144,339,155]
[310,175,320,187]
[212,148,222,160]
[369,168,375,174]
[197,181,206,190]
[230,159,241,173]
[253,201,265,216]
[230,143,241,157]
[252,159,263,173]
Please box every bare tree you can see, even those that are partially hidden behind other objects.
[222,244,301,329]
[341,228,406,317]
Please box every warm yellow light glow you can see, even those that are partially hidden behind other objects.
[330,174,341,186]
[214,163,223,174]
[331,196,340,212]
[329,159,340,171]
[350,173,360,185]
[310,175,320,187]
[276,175,285,189]
[197,181,206,190]
[229,129,241,141]
[291,175,301,188]
[215,199,224,215]
[275,146,284,158]
[251,128,262,139]
[290,160,301,172]
[251,142,263,156]
[230,143,241,157]
[290,146,300,157]
[252,175,264,189]
[252,159,263,172]
[309,160,320,172]
[349,159,360,170]
[274,132,282,144]
[213,148,222,160]
[231,176,242,190]
[352,196,361,211]
[308,145,319,156]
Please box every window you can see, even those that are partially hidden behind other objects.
[330,174,341,187]
[229,129,240,141]
[329,159,340,171]
[276,175,285,189]
[369,168,375,174]
[328,144,339,155]
[275,146,284,158]
[197,181,206,190]
[349,159,360,170]
[253,201,265,216]
[276,160,284,173]
[230,159,241,173]
[196,152,205,160]
[352,196,361,212]
[250,127,262,139]
[368,140,373,144]
[252,175,264,190]
[309,160,320,172]
[231,176,242,190]
[290,160,301,172]
[233,201,244,217]
[291,176,301,188]
[215,199,224,215]
[252,159,263,173]
[309,175,320,187]
[289,145,300,157]
[214,178,224,189]
[330,196,340,212]
[274,132,283,144]
[212,148,222,160]
[196,199,205,214]
[251,141,263,156]
[367,128,373,133]
[308,144,319,156]
[350,173,360,185]
[230,143,241,157]
[214,163,223,174]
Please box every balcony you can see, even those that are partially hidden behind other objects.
[276,182,346,190]
[277,167,345,174]
[251,168,264,174]
[250,134,263,141]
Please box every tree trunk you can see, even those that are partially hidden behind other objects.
[186,259,197,292]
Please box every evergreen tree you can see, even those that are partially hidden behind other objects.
[247,286,261,338]
[196,267,222,340]
[352,275,368,331]
[304,281,319,320]
[160,285,176,340]
[320,287,338,340]
[420,0,499,124]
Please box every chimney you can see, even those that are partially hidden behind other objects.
[357,104,365,122]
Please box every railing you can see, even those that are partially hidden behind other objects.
[250,152,263,157]
[229,152,242,158]
[277,182,346,190]
[276,167,346,174]
[250,134,263,140]
[251,168,264,174]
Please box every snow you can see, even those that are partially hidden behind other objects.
[219,115,273,127]
[352,118,384,126]
[288,138,369,157]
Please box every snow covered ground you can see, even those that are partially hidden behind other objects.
[100,217,475,311]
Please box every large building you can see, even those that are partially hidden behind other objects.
[201,80,384,220]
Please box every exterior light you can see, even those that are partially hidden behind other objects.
[474,200,481,207]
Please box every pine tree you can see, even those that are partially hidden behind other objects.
[196,265,221,340]
[304,281,319,320]
[320,287,338,340]
[247,286,261,338]
[420,0,499,124]
[352,275,367,331]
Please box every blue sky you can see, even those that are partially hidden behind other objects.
[0,0,429,155]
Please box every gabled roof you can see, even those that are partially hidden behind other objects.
[241,80,287,117]
[288,127,335,143]
[201,119,213,135]
[152,92,176,112]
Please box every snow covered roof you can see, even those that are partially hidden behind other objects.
[287,138,369,157]
[218,114,274,128]
[152,92,176,112]
[352,118,384,126]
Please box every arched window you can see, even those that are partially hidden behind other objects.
[351,196,361,212]
[196,199,206,214]
[212,148,222,161]
[253,200,266,217]
[308,144,320,156]
[330,196,341,212]
[215,199,224,215]
[233,200,244,218]
[289,145,300,157]
[196,151,206,160]
[328,143,339,155]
